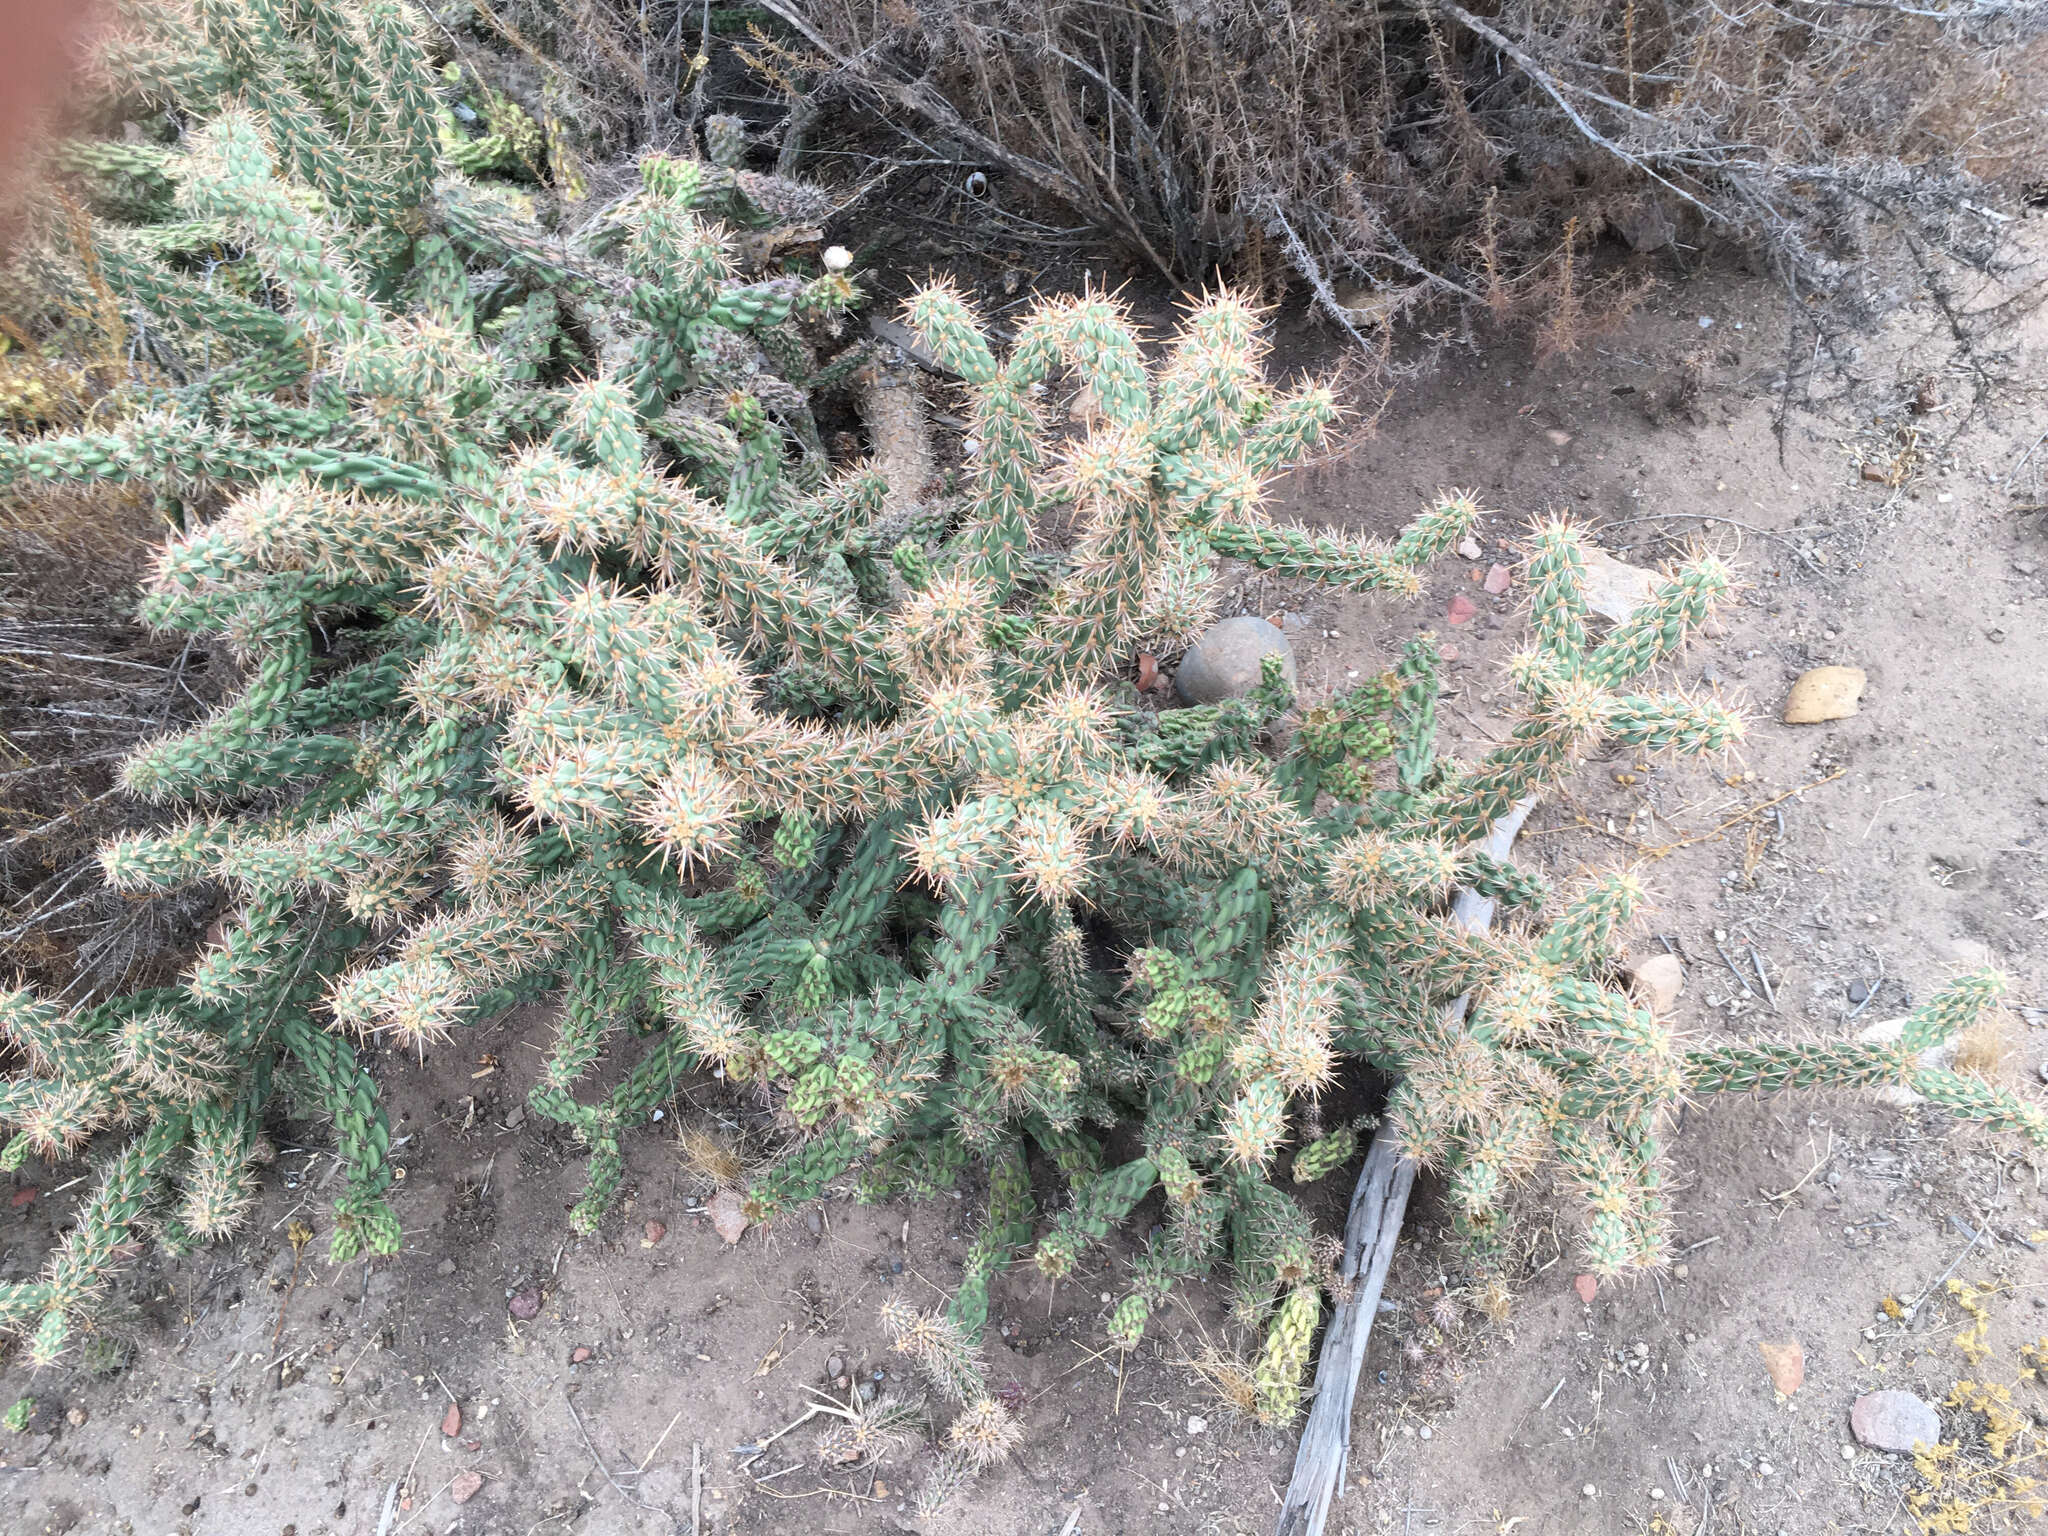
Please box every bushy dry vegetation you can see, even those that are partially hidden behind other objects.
[746,0,2043,342]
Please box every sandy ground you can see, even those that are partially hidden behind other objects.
[2,255,2045,1536]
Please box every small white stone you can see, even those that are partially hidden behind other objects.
[1099,1292,1112,1304]
[1457,536,1482,561]
[1759,1461,1775,1476]
[1841,1445,1858,1461]
[1418,1426,1432,1440]
[1651,1488,1665,1501]
[1583,1484,1597,1498]
[1186,1415,1207,1435]
[822,245,853,272]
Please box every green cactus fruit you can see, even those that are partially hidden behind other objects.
[1291,1124,1358,1183]
[703,114,748,168]
[1253,1284,1321,1424]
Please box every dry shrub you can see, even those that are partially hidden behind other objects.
[758,0,2045,342]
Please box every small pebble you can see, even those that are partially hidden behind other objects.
[1651,1488,1665,1501]
[642,1220,667,1247]
[806,1210,823,1236]
[508,1287,542,1322]
[1187,1415,1208,1435]
[436,1258,457,1276]
[1583,1484,1597,1498]
[571,1346,593,1364]
[1848,980,1870,1005]
[1419,1426,1432,1440]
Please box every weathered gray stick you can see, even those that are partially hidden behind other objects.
[1273,794,1538,1536]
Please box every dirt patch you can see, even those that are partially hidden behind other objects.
[4,258,2045,1536]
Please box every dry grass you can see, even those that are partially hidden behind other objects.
[678,1121,755,1192]
[1953,1009,2020,1081]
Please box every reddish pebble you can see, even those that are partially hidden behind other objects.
[1439,644,1460,662]
[1758,1338,1805,1396]
[449,1470,484,1504]
[441,1402,462,1438]
[508,1286,542,1321]
[1573,1273,1597,1304]
[1446,593,1478,625]
[9,1188,35,1208]
[1484,563,1512,595]
[642,1219,666,1246]
[1136,652,1159,691]
[571,1346,593,1364]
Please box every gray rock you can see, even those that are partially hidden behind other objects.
[1850,1390,1941,1452]
[1174,616,1295,706]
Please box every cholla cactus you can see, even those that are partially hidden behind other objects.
[3,3,2042,1393]
[0,0,863,1358]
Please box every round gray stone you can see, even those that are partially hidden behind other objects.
[1850,1390,1941,1453]
[1174,616,1296,706]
